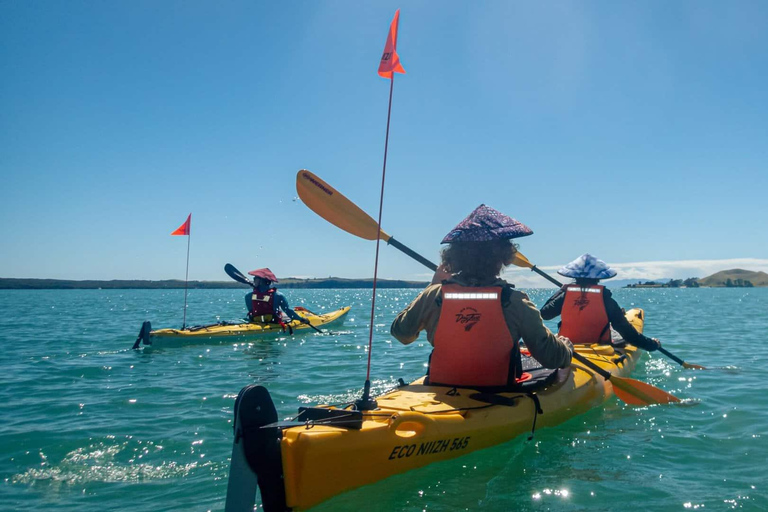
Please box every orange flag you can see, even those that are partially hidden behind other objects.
[377,9,405,79]
[171,214,191,236]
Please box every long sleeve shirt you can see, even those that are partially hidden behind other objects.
[540,285,658,351]
[390,275,572,370]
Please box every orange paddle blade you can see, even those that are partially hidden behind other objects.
[611,376,681,406]
[296,170,391,242]
[511,252,535,269]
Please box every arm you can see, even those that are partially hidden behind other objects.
[513,296,573,369]
[244,292,253,313]
[539,286,566,320]
[274,292,307,323]
[390,284,442,345]
[603,290,659,351]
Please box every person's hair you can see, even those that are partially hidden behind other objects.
[574,277,599,286]
[440,239,518,282]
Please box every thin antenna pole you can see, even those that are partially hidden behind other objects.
[182,232,190,329]
[357,75,395,411]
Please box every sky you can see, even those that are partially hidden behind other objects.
[1,1,766,287]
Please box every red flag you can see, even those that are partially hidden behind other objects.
[171,214,191,236]
[377,9,405,79]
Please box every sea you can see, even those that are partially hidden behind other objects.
[1,287,766,511]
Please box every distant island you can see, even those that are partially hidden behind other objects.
[0,277,429,290]
[626,268,768,288]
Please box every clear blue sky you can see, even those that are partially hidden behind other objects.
[2,1,766,286]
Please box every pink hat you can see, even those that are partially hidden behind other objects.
[248,268,279,283]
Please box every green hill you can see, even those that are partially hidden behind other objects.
[697,269,768,287]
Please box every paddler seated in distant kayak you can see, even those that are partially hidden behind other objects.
[390,205,573,390]
[245,268,310,328]
[540,253,661,351]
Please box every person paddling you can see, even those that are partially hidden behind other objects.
[246,268,310,328]
[390,205,573,390]
[540,254,661,351]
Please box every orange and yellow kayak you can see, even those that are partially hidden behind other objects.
[224,309,648,511]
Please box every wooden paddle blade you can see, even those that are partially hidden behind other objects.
[682,362,707,370]
[610,375,681,405]
[296,170,391,242]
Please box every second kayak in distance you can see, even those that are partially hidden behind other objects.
[134,306,351,348]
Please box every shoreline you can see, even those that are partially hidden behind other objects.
[0,277,429,290]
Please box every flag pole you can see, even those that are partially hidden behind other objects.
[182,231,190,329]
[357,10,404,411]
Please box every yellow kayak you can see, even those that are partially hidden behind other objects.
[134,306,351,348]
[225,309,647,511]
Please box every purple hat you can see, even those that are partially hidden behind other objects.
[441,204,533,244]
[248,268,279,283]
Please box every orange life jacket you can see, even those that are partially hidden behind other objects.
[558,284,610,344]
[428,284,519,388]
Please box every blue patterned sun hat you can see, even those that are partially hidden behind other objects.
[441,204,533,244]
[557,254,617,280]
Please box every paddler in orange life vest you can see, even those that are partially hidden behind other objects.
[390,205,573,390]
[540,254,661,351]
[245,268,310,328]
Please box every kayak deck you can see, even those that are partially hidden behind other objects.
[140,306,350,347]
[225,308,648,511]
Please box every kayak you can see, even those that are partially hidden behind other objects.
[224,308,647,511]
[135,306,351,348]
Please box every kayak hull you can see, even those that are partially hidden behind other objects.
[142,306,350,347]
[226,308,646,511]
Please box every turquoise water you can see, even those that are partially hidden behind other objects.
[1,287,766,511]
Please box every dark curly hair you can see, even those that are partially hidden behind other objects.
[440,239,519,282]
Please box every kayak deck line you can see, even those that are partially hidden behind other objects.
[224,308,656,512]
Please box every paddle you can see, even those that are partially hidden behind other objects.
[572,352,680,405]
[507,257,707,370]
[658,346,706,370]
[225,263,253,286]
[296,170,438,271]
[224,263,324,334]
[511,252,563,287]
[294,170,686,404]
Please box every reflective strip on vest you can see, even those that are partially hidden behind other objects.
[558,285,610,344]
[444,292,499,300]
[430,284,515,387]
[566,286,600,293]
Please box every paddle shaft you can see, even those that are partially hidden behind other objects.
[532,265,563,287]
[571,352,613,381]
[388,237,437,271]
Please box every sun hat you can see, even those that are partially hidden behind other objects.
[557,254,617,280]
[441,204,533,244]
[248,268,279,283]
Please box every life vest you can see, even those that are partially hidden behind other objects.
[249,288,277,323]
[558,284,610,344]
[428,284,520,388]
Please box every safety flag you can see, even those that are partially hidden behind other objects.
[377,9,405,79]
[171,214,191,236]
